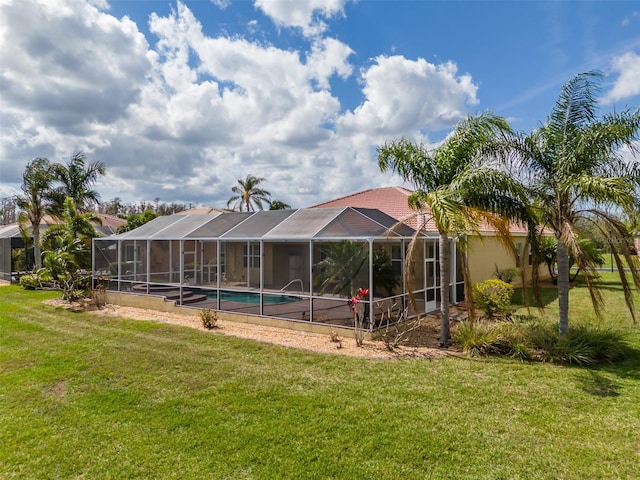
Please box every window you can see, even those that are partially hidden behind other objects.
[125,244,141,263]
[243,244,260,268]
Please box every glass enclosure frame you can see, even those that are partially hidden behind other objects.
[92,208,463,331]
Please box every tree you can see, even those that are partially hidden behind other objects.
[117,210,158,233]
[314,241,400,296]
[50,151,107,214]
[379,112,531,346]
[269,199,291,210]
[1,196,18,224]
[314,241,368,298]
[40,197,100,300]
[102,197,124,216]
[226,174,271,211]
[514,72,640,334]
[41,197,101,270]
[536,234,604,282]
[538,236,558,280]
[15,158,54,269]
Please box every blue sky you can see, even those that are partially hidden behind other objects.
[1,0,639,209]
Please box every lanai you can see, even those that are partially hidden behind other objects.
[93,207,465,329]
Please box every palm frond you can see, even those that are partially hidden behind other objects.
[577,108,640,163]
[378,139,436,189]
[565,175,636,210]
[548,71,602,136]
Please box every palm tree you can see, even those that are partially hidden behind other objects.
[269,199,291,210]
[513,71,640,334]
[41,196,101,270]
[226,174,271,211]
[379,112,532,346]
[15,158,54,269]
[314,241,369,297]
[50,151,107,214]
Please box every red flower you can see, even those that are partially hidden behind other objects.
[358,288,369,297]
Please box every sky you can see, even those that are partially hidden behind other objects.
[1,0,639,210]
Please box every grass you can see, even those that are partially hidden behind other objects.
[1,279,640,479]
[596,253,639,271]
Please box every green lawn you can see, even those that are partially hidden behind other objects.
[1,278,639,479]
[592,254,639,271]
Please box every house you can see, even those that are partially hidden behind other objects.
[311,186,542,285]
[176,206,226,215]
[90,187,547,332]
[92,207,459,330]
[0,213,124,282]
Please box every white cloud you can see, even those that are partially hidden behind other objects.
[0,0,151,181]
[254,0,347,37]
[306,38,353,89]
[0,0,478,209]
[337,56,478,136]
[602,51,640,103]
[210,0,230,9]
[140,2,350,150]
[0,0,150,130]
[621,11,639,27]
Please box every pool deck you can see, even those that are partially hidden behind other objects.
[120,283,428,329]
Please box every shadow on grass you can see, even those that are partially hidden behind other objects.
[576,370,622,397]
[570,331,640,398]
[573,345,640,397]
[591,276,638,292]
[512,286,558,309]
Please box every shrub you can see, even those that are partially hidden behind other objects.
[19,269,54,290]
[91,276,110,309]
[374,303,420,351]
[11,248,28,272]
[454,322,501,356]
[542,326,630,364]
[494,266,520,284]
[200,309,219,329]
[453,319,632,365]
[472,279,514,319]
[19,274,40,290]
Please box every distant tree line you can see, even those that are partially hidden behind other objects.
[96,197,193,217]
[1,197,19,224]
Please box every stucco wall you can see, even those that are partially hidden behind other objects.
[467,235,549,286]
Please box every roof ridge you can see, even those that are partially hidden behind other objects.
[310,186,411,207]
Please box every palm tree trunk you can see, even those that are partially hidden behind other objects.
[439,232,451,347]
[557,238,570,335]
[32,221,42,269]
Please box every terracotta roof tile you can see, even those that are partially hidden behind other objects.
[310,186,530,236]
[176,206,226,215]
[311,186,435,231]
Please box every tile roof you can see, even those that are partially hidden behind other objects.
[310,186,436,231]
[176,206,226,215]
[310,186,530,236]
[95,213,126,231]
[1,212,125,238]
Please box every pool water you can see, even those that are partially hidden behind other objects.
[206,291,299,304]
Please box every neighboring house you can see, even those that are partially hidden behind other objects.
[0,213,124,282]
[311,186,545,286]
[176,206,226,215]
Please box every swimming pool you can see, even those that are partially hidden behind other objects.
[206,290,300,304]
